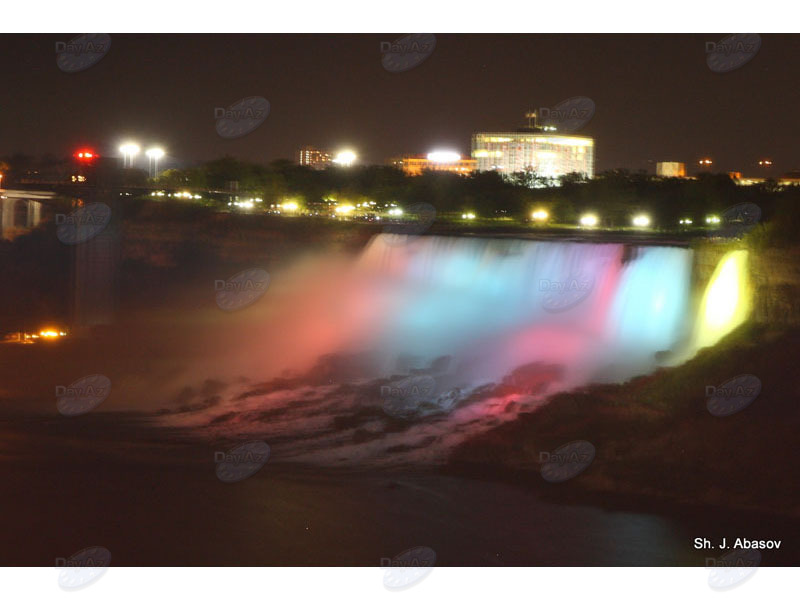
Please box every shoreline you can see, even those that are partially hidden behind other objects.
[445,322,800,522]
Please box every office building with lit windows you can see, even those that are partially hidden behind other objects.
[297,146,332,169]
[471,112,595,181]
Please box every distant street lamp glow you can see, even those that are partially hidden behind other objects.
[706,215,721,224]
[119,143,140,168]
[427,150,460,163]
[679,218,693,225]
[531,209,549,222]
[579,213,598,227]
[146,147,165,178]
[461,212,476,220]
[388,207,403,216]
[333,150,357,167]
[632,214,651,227]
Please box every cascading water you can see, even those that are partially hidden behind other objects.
[354,235,695,386]
[158,234,751,466]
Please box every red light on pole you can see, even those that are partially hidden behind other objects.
[74,149,98,162]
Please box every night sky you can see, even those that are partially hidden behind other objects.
[2,33,799,174]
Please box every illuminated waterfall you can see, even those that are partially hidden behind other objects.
[692,250,752,351]
[161,237,756,466]
[350,235,705,387]
[351,236,752,387]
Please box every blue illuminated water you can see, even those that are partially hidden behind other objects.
[356,234,694,384]
[160,233,699,466]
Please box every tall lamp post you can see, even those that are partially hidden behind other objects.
[146,147,165,179]
[119,143,140,168]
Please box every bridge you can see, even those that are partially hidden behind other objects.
[1,193,44,240]
[0,181,252,240]
[4,180,247,198]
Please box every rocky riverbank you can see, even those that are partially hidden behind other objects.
[446,321,800,518]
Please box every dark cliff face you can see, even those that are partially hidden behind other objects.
[748,248,800,326]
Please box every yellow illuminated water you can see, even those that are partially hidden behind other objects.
[693,250,751,350]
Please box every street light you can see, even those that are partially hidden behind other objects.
[333,150,357,167]
[427,150,460,163]
[146,147,165,178]
[119,143,140,168]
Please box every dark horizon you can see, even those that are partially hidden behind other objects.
[2,33,799,174]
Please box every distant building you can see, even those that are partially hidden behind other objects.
[779,171,800,186]
[471,112,594,181]
[733,172,800,186]
[390,153,477,176]
[298,146,332,170]
[733,177,766,186]
[656,162,687,178]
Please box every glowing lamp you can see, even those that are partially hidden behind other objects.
[119,143,140,156]
[427,150,460,163]
[74,149,98,162]
[333,150,357,167]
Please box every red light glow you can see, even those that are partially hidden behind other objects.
[74,149,98,161]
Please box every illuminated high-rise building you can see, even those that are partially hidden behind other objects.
[297,146,332,170]
[471,112,595,181]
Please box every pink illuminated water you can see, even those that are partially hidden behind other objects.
[156,234,694,466]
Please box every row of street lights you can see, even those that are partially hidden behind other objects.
[532,210,725,228]
[119,143,166,178]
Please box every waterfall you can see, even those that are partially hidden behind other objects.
[157,234,751,466]
[354,234,697,387]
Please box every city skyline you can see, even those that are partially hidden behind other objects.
[2,34,800,174]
